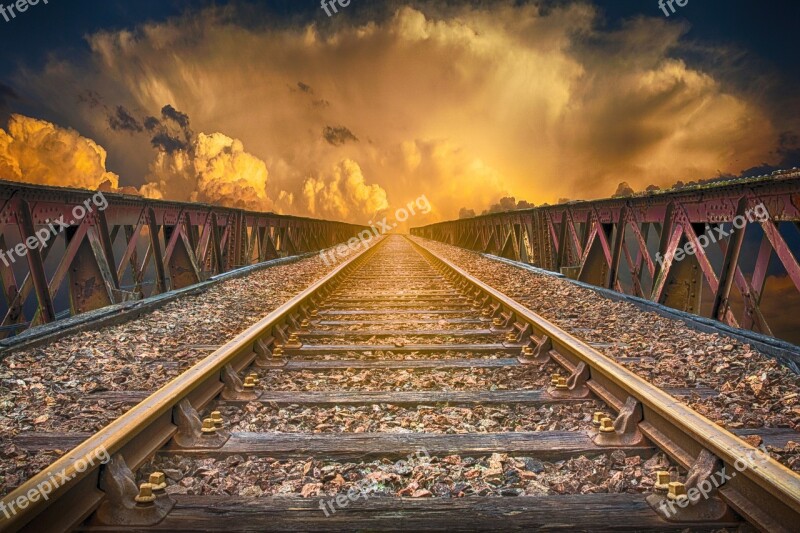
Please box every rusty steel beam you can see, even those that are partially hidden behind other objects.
[411,170,800,340]
[0,181,367,337]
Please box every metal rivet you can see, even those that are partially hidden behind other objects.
[599,417,615,433]
[522,345,533,355]
[201,418,217,435]
[135,483,156,504]
[667,481,688,501]
[654,471,670,492]
[149,472,167,491]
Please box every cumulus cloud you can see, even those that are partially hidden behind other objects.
[142,132,273,211]
[0,114,119,189]
[302,159,389,221]
[9,2,793,221]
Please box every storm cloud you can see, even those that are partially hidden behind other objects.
[7,2,792,222]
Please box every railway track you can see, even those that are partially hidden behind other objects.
[3,234,800,531]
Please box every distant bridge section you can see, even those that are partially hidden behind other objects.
[0,181,366,336]
[412,171,800,341]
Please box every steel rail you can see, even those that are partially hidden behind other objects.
[0,238,386,532]
[6,232,798,531]
[408,235,800,533]
[410,171,800,341]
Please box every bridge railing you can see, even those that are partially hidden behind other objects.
[0,181,367,336]
[411,170,800,342]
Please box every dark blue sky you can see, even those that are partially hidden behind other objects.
[0,0,797,182]
[0,1,798,81]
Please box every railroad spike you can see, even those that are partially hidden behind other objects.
[253,337,283,368]
[491,311,514,331]
[90,454,175,526]
[549,362,592,399]
[135,483,156,504]
[591,411,607,427]
[592,396,646,446]
[519,335,553,364]
[149,472,168,492]
[505,322,532,345]
[285,332,303,349]
[171,399,229,449]
[647,450,737,523]
[220,364,261,401]
[653,471,671,492]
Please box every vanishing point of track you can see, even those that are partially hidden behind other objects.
[4,235,800,532]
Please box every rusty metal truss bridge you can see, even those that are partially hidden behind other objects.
[0,181,366,337]
[411,171,800,341]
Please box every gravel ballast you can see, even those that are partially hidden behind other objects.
[140,450,672,499]
[411,237,800,469]
[0,249,358,497]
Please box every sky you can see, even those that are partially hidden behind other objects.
[0,0,798,225]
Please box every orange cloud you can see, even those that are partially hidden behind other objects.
[302,159,389,221]
[11,3,787,221]
[0,114,119,189]
[141,132,274,211]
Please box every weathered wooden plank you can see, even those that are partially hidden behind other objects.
[82,391,148,403]
[80,389,571,406]
[317,318,488,326]
[326,293,464,301]
[301,329,495,337]
[162,431,654,460]
[319,310,475,315]
[14,432,92,452]
[76,384,718,406]
[19,427,795,457]
[283,358,520,370]
[735,427,800,449]
[287,344,517,355]
[322,302,472,309]
[76,494,737,531]
[251,390,569,406]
